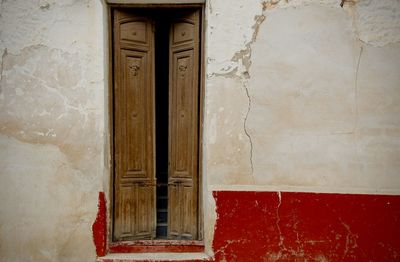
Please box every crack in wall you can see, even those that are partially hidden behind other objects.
[353,44,363,176]
[230,2,272,183]
[339,218,359,259]
[354,44,363,133]
[0,44,100,174]
[0,48,7,91]
[275,191,288,256]
[236,12,267,183]
[243,82,254,181]
[208,2,272,183]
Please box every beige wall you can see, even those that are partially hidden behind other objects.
[206,0,400,193]
[1,0,399,260]
[0,0,105,261]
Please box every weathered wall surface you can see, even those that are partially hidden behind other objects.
[0,0,105,261]
[212,191,400,261]
[204,0,400,255]
[1,0,399,261]
[205,0,400,193]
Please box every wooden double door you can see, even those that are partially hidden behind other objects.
[112,8,201,241]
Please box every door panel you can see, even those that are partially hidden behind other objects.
[168,9,200,240]
[120,21,148,43]
[172,22,195,44]
[113,9,156,241]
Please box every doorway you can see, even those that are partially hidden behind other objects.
[111,7,202,242]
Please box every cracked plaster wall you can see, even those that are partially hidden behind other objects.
[1,0,400,260]
[205,0,400,253]
[0,0,105,261]
[206,0,400,193]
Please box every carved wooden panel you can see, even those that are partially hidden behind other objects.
[115,183,154,240]
[118,185,135,238]
[173,22,195,44]
[135,182,154,238]
[168,180,196,239]
[168,9,200,240]
[123,51,148,177]
[113,9,156,241]
[181,183,196,238]
[120,21,148,43]
[170,51,194,177]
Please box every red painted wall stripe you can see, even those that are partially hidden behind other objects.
[92,192,107,257]
[212,191,400,262]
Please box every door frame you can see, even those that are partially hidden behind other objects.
[106,2,205,253]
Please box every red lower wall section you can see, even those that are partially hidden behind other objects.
[93,192,107,257]
[212,191,400,262]
[95,191,400,261]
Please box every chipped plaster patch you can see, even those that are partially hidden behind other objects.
[207,1,272,185]
[206,0,264,76]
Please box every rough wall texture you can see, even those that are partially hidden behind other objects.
[205,0,400,253]
[0,0,104,261]
[0,0,399,260]
[212,191,400,261]
[205,0,400,192]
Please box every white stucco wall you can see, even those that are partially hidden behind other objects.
[0,0,399,261]
[0,0,105,261]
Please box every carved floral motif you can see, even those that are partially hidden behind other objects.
[129,64,140,76]
[178,64,187,77]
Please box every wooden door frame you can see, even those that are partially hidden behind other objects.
[106,3,205,253]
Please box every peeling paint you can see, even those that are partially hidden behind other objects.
[2,0,400,260]
[209,2,271,184]
[0,0,104,260]
[231,13,265,78]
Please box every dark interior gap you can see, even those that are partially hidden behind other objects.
[155,16,170,239]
